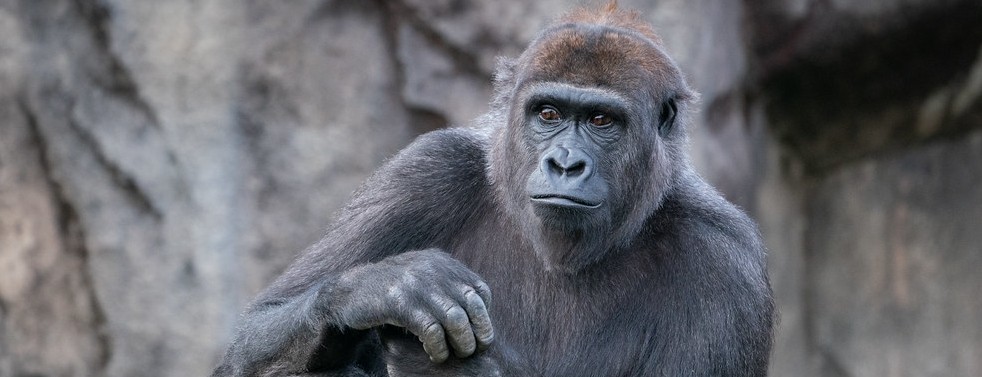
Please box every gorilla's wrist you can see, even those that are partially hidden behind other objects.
[328,262,391,329]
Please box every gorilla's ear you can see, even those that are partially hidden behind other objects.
[492,57,518,93]
[657,98,677,138]
[490,57,518,110]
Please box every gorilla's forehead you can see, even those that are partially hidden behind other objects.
[519,23,678,91]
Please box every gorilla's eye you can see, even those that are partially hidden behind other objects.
[590,113,613,127]
[538,106,562,123]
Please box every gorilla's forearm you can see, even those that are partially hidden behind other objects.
[212,280,360,376]
[213,131,492,376]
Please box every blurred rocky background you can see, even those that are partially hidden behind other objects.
[0,0,980,376]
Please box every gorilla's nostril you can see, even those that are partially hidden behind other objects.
[566,161,586,177]
[547,158,565,175]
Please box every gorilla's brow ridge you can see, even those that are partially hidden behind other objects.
[521,82,632,115]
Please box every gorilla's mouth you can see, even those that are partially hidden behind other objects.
[530,194,602,209]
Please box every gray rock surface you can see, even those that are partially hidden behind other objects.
[0,0,979,376]
[808,130,982,376]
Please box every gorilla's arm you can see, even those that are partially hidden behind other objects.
[212,129,502,376]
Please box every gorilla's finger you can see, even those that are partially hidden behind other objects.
[463,288,494,351]
[401,310,449,363]
[442,303,477,358]
[420,321,450,363]
[473,280,492,310]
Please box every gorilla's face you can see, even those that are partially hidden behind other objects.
[521,82,620,231]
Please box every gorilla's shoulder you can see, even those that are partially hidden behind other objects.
[373,128,490,196]
[400,128,489,166]
[655,174,764,257]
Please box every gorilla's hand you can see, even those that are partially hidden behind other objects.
[333,249,494,363]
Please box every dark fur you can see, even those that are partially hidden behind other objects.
[213,4,773,377]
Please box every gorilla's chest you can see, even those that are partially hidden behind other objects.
[450,226,657,374]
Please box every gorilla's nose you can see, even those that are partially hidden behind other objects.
[542,146,593,181]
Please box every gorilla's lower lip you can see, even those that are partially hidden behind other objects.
[530,195,602,209]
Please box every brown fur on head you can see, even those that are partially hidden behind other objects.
[486,1,694,119]
[498,1,694,109]
[528,2,695,97]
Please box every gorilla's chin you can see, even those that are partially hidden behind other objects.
[528,202,614,273]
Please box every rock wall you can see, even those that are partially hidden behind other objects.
[0,0,979,376]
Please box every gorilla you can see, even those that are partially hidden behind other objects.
[213,4,774,377]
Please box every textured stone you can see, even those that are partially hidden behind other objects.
[0,4,109,377]
[395,21,491,128]
[0,68,109,377]
[753,0,982,172]
[807,130,982,376]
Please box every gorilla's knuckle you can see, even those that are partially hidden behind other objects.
[423,321,444,338]
[474,282,492,303]
[384,285,406,304]
[445,306,468,325]
[481,329,495,342]
[400,273,421,287]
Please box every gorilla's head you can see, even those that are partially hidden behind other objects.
[488,5,696,273]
